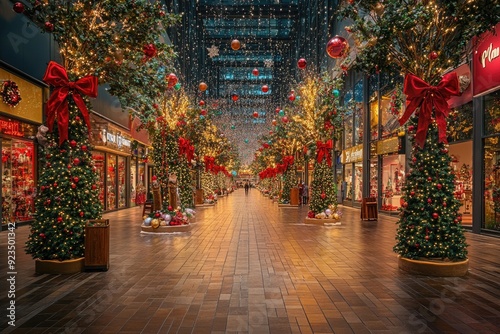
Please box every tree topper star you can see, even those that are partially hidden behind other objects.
[207,45,219,58]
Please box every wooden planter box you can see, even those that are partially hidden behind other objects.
[304,217,342,226]
[84,219,110,271]
[398,256,469,277]
[141,224,191,233]
[35,257,84,274]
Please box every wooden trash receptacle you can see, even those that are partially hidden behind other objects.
[196,188,204,205]
[290,187,300,206]
[85,219,109,271]
[361,197,378,221]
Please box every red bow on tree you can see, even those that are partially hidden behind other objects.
[178,137,194,162]
[316,140,333,166]
[204,156,215,172]
[399,73,460,148]
[283,155,294,170]
[43,61,98,145]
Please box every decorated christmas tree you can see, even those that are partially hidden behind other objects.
[339,1,500,264]
[309,161,337,216]
[14,0,179,260]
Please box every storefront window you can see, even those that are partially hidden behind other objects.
[1,139,35,224]
[369,159,378,198]
[354,162,363,202]
[449,141,473,226]
[92,152,105,208]
[354,80,364,145]
[107,153,117,210]
[344,164,353,201]
[130,157,137,207]
[117,155,126,208]
[137,159,146,204]
[483,91,500,231]
[380,85,404,138]
[343,91,353,148]
[448,102,473,142]
[381,154,406,211]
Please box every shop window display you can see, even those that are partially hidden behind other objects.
[92,152,105,208]
[1,139,35,224]
[344,164,353,201]
[448,141,473,225]
[381,85,404,138]
[484,90,500,231]
[354,163,363,202]
[107,153,117,210]
[381,155,406,211]
[117,156,126,208]
[353,80,364,145]
[369,159,378,198]
[130,157,137,207]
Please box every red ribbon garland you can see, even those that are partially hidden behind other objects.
[43,61,98,145]
[178,137,194,162]
[316,140,333,166]
[399,73,460,148]
[204,156,215,172]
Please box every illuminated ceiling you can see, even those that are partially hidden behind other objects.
[167,0,338,165]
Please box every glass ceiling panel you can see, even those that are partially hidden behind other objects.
[211,54,281,63]
[220,67,273,81]
[200,0,299,5]
[203,18,293,38]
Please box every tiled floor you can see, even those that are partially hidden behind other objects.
[1,189,500,333]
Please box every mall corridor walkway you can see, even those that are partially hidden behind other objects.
[1,189,500,333]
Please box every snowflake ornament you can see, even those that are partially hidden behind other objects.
[207,45,219,58]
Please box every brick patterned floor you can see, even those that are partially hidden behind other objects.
[1,188,500,333]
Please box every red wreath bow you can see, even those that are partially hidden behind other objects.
[178,137,194,162]
[204,156,215,172]
[43,61,98,145]
[399,73,460,148]
[316,140,333,166]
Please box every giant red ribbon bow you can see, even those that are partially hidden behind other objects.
[316,140,333,166]
[43,61,98,145]
[399,72,460,148]
[178,137,194,162]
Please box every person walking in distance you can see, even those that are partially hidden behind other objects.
[244,181,249,194]
[303,183,309,204]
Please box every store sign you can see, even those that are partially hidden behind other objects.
[377,137,399,155]
[342,144,363,164]
[117,134,130,148]
[0,119,24,137]
[473,23,500,96]
[447,64,472,108]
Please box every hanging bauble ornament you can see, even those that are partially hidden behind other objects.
[81,145,88,151]
[432,212,439,219]
[44,21,54,32]
[167,73,178,88]
[252,68,259,76]
[261,85,269,93]
[231,92,239,102]
[288,93,296,101]
[281,116,288,123]
[230,124,235,130]
[321,192,326,199]
[297,58,307,69]
[200,109,207,116]
[231,39,241,50]
[69,140,77,147]
[253,111,259,118]
[428,51,438,60]
[275,107,281,114]
[143,43,157,59]
[326,35,349,58]
[174,82,181,90]
[199,100,205,106]
[332,89,340,97]
[13,2,25,13]
[73,158,80,165]
[244,138,249,143]
[199,82,208,91]
[278,110,285,117]
[272,119,277,126]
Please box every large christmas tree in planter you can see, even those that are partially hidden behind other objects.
[13,0,179,266]
[339,0,500,275]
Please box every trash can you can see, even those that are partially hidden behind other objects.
[84,219,109,271]
[361,197,378,221]
[290,187,300,206]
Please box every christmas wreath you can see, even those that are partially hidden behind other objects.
[1,80,22,107]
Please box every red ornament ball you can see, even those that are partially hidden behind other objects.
[231,39,241,50]
[288,93,296,101]
[252,68,259,76]
[53,182,58,187]
[307,211,315,218]
[272,119,277,126]
[81,145,88,151]
[427,198,432,204]
[153,103,159,110]
[13,2,25,13]
[425,235,430,240]
[427,177,432,181]
[168,206,173,211]
[143,43,157,58]
[261,85,269,93]
[44,21,54,32]
[297,58,307,69]
[275,107,281,113]
[281,116,289,123]
[200,109,207,116]
[428,51,438,60]
[57,216,63,222]
[79,211,84,217]
[167,73,178,88]
[71,183,77,189]
[73,158,80,165]
[155,212,161,218]
[40,233,46,238]
[231,93,239,102]
[410,191,415,196]
[70,140,77,147]
[91,184,97,190]
[443,202,447,207]
[253,111,259,118]
[75,116,81,122]
[199,100,205,106]
[432,212,439,219]
[73,177,79,183]
[437,184,442,190]
[326,35,349,59]
[321,192,326,199]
